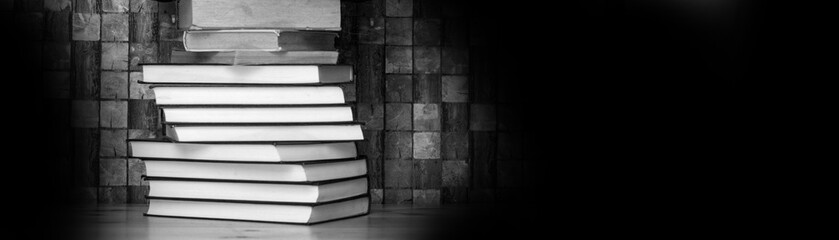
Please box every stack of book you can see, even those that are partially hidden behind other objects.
[127,0,368,224]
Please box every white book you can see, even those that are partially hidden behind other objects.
[147,177,368,203]
[128,140,358,162]
[146,196,369,224]
[151,86,346,105]
[160,105,354,123]
[142,65,352,84]
[164,123,364,142]
[143,158,367,182]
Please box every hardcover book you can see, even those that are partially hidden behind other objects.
[128,139,358,162]
[146,176,368,203]
[163,122,364,142]
[184,30,282,52]
[178,0,341,30]
[159,104,354,123]
[142,64,352,84]
[146,195,369,224]
[183,30,337,52]
[142,157,368,182]
[150,85,347,105]
[170,51,339,65]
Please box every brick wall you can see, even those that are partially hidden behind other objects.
[6,0,177,204]
[345,0,530,206]
[8,0,533,206]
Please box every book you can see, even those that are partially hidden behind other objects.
[170,51,339,65]
[164,123,364,142]
[151,86,346,105]
[142,65,352,84]
[178,0,341,30]
[183,30,337,52]
[142,157,367,182]
[128,139,358,162]
[146,176,368,203]
[184,30,281,52]
[160,105,354,123]
[146,195,369,224]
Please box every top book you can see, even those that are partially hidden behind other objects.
[178,0,341,30]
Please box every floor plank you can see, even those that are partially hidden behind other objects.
[79,204,457,240]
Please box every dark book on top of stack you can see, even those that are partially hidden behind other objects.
[178,0,341,31]
[183,30,337,52]
[176,0,342,63]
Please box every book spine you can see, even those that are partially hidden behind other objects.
[183,30,283,52]
[178,0,193,30]
[318,65,353,84]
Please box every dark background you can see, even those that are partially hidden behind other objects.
[2,0,804,239]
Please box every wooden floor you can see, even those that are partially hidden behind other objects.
[78,204,469,240]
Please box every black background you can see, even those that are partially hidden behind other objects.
[1,0,816,239]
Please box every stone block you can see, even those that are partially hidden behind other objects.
[442,75,468,102]
[413,132,440,159]
[384,131,412,160]
[101,71,128,99]
[385,103,412,130]
[385,74,412,102]
[442,160,469,187]
[71,13,99,41]
[413,46,440,74]
[385,46,412,74]
[99,158,126,186]
[358,103,384,130]
[101,13,129,41]
[101,42,129,70]
[385,0,412,17]
[385,17,411,45]
[413,74,440,103]
[384,160,411,188]
[413,18,440,46]
[442,132,468,160]
[412,103,440,131]
[129,42,158,70]
[100,129,127,157]
[412,159,441,189]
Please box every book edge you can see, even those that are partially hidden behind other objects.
[146,193,369,207]
[143,211,369,225]
[143,174,369,186]
[135,156,368,165]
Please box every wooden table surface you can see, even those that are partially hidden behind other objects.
[76,204,475,240]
